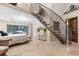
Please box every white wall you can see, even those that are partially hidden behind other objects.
[17,3,31,13]
[32,17,50,41]
[0,21,7,32]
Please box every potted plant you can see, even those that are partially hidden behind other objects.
[37,27,47,41]
[44,28,47,32]
[37,28,40,32]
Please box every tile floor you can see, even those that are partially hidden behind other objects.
[6,39,79,56]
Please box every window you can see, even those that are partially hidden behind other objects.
[20,26,28,34]
[7,24,28,34]
[7,25,19,33]
[38,6,45,17]
[53,21,60,31]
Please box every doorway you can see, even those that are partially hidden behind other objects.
[68,17,78,43]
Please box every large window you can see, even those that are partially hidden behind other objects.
[7,24,28,34]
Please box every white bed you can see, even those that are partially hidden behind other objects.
[0,34,29,46]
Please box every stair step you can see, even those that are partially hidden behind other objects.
[55,33,61,35]
[61,36,66,39]
[46,25,52,28]
[57,35,66,39]
[41,20,46,23]
[53,31,61,33]
[32,13,42,20]
[43,23,49,26]
[58,34,65,37]
[44,23,47,26]
[57,35,66,38]
[55,35,67,44]
[48,27,52,29]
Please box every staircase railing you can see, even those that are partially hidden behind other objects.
[30,3,69,45]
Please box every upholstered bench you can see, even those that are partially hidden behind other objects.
[0,39,10,56]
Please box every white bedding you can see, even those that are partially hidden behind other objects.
[0,34,29,46]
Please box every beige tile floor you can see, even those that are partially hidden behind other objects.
[6,40,79,56]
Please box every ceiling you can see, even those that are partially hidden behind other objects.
[51,3,71,15]
[51,3,79,15]
[0,5,36,24]
[0,3,78,25]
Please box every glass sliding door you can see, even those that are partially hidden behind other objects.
[7,24,28,35]
[7,24,19,33]
[20,26,28,34]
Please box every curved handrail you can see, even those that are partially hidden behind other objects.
[39,3,67,25]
